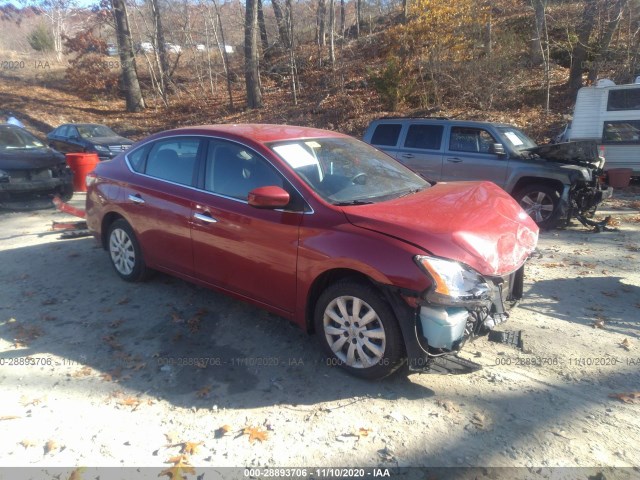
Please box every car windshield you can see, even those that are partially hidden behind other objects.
[497,127,538,152]
[0,127,45,150]
[270,136,428,204]
[77,124,118,138]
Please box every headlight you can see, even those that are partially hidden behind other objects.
[94,144,110,152]
[414,255,492,306]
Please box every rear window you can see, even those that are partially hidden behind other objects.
[607,88,640,111]
[370,124,401,146]
[602,120,640,144]
[404,124,443,150]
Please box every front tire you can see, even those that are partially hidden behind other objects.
[314,281,405,380]
[515,184,561,229]
[107,219,149,282]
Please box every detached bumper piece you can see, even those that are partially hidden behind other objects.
[409,354,483,375]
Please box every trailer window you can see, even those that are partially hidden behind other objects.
[607,88,640,111]
[602,120,640,144]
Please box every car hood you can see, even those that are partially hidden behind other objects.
[523,140,600,165]
[0,148,66,169]
[91,136,133,146]
[341,181,539,277]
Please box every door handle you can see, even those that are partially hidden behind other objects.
[446,158,463,163]
[194,212,218,224]
[128,194,145,204]
[401,153,415,159]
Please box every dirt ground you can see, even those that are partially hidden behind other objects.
[1,189,640,480]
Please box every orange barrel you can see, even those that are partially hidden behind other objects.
[65,153,99,192]
[606,168,633,189]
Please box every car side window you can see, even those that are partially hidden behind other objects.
[57,126,70,137]
[144,138,200,186]
[68,126,79,139]
[127,146,147,173]
[449,127,498,154]
[204,140,284,200]
[404,124,443,150]
[370,124,402,146]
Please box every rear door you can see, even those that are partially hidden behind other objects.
[120,136,203,276]
[441,125,508,187]
[394,123,445,181]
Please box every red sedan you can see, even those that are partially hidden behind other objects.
[85,124,538,379]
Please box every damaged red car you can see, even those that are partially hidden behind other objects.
[86,125,539,379]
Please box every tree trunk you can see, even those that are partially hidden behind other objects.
[587,0,627,83]
[272,0,290,48]
[316,0,326,47]
[530,0,545,66]
[340,0,345,36]
[245,0,262,108]
[567,0,597,94]
[401,0,408,24]
[148,0,171,99]
[329,0,335,66]
[257,0,269,52]
[286,0,298,104]
[111,0,145,112]
[355,0,361,38]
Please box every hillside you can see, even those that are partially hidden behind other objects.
[0,0,636,143]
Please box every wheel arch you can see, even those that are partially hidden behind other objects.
[305,268,382,334]
[101,212,127,249]
[512,177,564,196]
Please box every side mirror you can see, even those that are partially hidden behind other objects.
[491,143,506,157]
[248,186,290,209]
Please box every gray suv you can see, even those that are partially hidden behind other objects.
[363,117,612,229]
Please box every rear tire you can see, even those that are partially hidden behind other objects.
[107,219,150,282]
[314,280,405,380]
[515,184,561,229]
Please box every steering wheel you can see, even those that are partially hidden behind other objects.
[351,172,367,185]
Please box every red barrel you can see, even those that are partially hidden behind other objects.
[65,153,99,192]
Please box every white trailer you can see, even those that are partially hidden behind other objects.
[563,78,640,174]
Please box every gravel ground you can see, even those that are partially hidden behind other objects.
[0,191,639,480]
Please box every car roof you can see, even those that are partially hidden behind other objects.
[372,117,514,129]
[162,124,349,144]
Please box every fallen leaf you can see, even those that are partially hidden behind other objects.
[0,416,20,421]
[215,424,232,438]
[119,397,142,410]
[44,439,59,454]
[243,427,268,443]
[68,467,86,480]
[196,386,211,398]
[165,454,191,465]
[74,366,93,377]
[158,463,196,479]
[20,396,42,406]
[356,427,371,438]
[436,399,459,413]
[609,392,640,404]
[20,439,36,448]
[181,441,202,455]
[619,338,633,351]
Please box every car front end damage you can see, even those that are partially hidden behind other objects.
[0,163,73,209]
[381,258,528,375]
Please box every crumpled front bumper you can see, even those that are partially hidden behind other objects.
[380,265,525,375]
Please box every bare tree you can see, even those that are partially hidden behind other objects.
[355,0,361,37]
[272,0,290,47]
[329,0,335,65]
[245,0,262,108]
[111,0,145,111]
[37,0,79,60]
[257,0,269,51]
[340,0,345,36]
[148,0,172,100]
[567,0,597,94]
[530,0,545,65]
[316,0,326,47]
[587,0,628,83]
